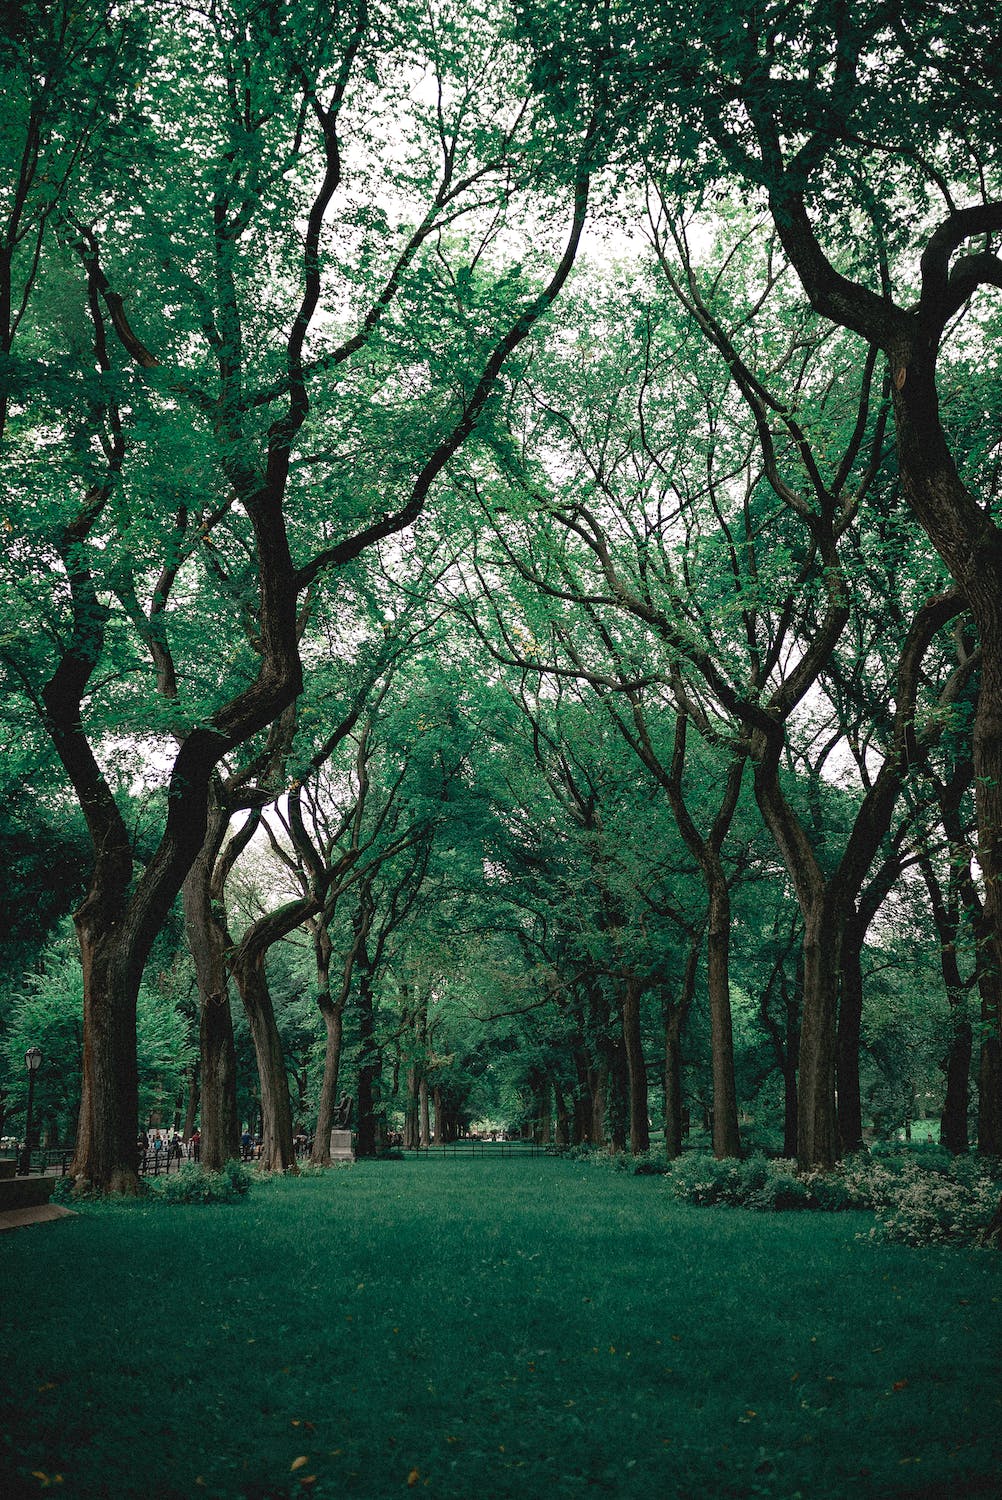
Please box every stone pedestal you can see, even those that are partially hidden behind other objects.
[329,1129,355,1162]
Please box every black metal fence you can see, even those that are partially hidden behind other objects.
[1,1137,546,1177]
[1,1144,196,1177]
[405,1139,544,1158]
[0,1147,73,1176]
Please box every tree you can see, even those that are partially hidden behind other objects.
[0,0,601,1190]
[554,0,1002,1152]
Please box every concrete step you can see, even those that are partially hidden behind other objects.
[0,1174,58,1212]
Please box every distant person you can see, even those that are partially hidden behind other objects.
[190,1128,201,1162]
[241,1130,252,1161]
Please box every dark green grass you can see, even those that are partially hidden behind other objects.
[1,1156,1000,1499]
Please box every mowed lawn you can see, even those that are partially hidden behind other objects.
[1,1155,1000,1499]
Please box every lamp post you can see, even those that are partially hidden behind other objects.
[17,1047,42,1176]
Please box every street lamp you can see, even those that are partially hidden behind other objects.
[17,1047,42,1176]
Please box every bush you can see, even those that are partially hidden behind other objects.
[150,1159,252,1205]
[546,1143,596,1162]
[661,1146,1002,1247]
[664,1151,749,1206]
[49,1173,75,1204]
[869,1159,1001,1247]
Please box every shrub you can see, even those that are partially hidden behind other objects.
[151,1159,252,1205]
[746,1157,811,1211]
[554,1143,597,1162]
[665,1151,748,1206]
[627,1149,671,1176]
[49,1174,75,1204]
[869,1160,1002,1247]
[661,1145,1002,1247]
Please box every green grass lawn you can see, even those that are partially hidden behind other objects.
[1,1154,1000,1499]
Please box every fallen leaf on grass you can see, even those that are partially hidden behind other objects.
[407,1469,421,1486]
[291,1456,309,1471]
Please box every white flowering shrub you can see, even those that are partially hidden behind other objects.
[869,1161,1001,1247]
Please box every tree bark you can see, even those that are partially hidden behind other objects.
[622,974,650,1154]
[917,844,972,1155]
[404,1066,420,1150]
[942,1017,973,1156]
[978,1028,1002,1157]
[552,1073,570,1146]
[310,923,343,1166]
[73,918,141,1195]
[230,949,297,1173]
[705,876,740,1158]
[419,1076,431,1147]
[589,1062,608,1147]
[182,791,241,1172]
[355,920,383,1157]
[837,916,865,1156]
[570,1053,591,1144]
[664,1008,684,1160]
[182,1064,199,1143]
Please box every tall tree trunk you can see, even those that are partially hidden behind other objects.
[942,1017,973,1155]
[310,924,343,1166]
[622,974,650,1154]
[182,792,241,1172]
[531,1070,552,1144]
[589,1063,608,1147]
[571,1044,592,1144]
[552,1074,570,1146]
[419,1076,431,1147]
[230,953,296,1173]
[781,959,801,1158]
[197,993,240,1172]
[978,1026,1002,1157]
[837,916,865,1155]
[182,1063,199,1143]
[356,949,383,1156]
[404,1066,420,1149]
[663,930,701,1161]
[608,1039,629,1153]
[706,876,740,1158]
[73,918,141,1195]
[797,903,843,1172]
[643,715,745,1159]
[663,1007,684,1160]
[918,845,972,1155]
